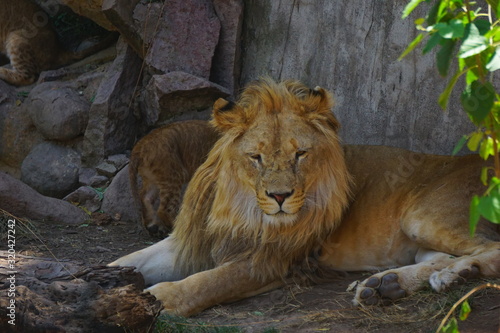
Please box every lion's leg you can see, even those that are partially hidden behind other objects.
[354,242,500,306]
[429,242,500,292]
[354,248,456,305]
[109,236,184,285]
[146,260,283,317]
[0,31,38,85]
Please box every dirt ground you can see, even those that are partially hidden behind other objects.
[7,213,500,333]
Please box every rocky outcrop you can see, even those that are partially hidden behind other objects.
[0,0,243,226]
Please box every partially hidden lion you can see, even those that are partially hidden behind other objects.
[129,120,220,236]
[0,0,115,86]
[111,78,500,317]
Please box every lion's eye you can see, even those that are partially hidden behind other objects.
[295,150,308,160]
[249,154,262,164]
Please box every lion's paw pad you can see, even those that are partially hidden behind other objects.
[357,273,406,305]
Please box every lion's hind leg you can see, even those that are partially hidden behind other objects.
[354,249,457,306]
[0,31,38,85]
[429,242,500,292]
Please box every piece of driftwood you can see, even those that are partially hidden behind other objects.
[0,251,160,332]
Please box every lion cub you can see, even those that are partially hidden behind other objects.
[129,120,220,236]
[0,0,113,86]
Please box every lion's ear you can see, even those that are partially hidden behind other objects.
[304,87,340,132]
[211,98,246,132]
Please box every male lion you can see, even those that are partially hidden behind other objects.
[111,78,500,316]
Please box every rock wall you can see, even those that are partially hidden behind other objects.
[240,0,475,155]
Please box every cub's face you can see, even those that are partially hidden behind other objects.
[232,112,323,225]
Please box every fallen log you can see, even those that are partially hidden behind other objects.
[0,251,160,332]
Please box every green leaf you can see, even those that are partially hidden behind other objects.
[467,132,483,151]
[459,300,472,321]
[441,317,459,333]
[478,190,500,223]
[470,195,481,236]
[436,19,465,39]
[479,136,494,159]
[427,0,442,26]
[486,47,500,72]
[459,23,489,58]
[474,19,491,36]
[461,81,495,124]
[423,33,443,54]
[481,166,490,185]
[399,33,425,60]
[437,39,456,76]
[438,68,467,109]
[402,0,426,19]
[452,135,468,155]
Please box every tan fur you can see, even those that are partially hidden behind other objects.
[0,0,115,86]
[111,78,500,316]
[129,120,220,236]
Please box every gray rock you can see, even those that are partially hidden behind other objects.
[28,82,90,141]
[79,167,99,186]
[95,161,117,177]
[143,0,220,79]
[210,0,244,93]
[63,186,103,213]
[106,154,129,170]
[142,72,230,126]
[101,165,139,223]
[103,0,144,57]
[90,175,109,188]
[0,171,88,224]
[21,142,81,198]
[0,85,44,174]
[82,38,142,166]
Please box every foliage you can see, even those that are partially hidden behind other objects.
[400,0,500,234]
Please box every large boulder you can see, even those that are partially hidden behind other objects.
[0,172,88,224]
[210,0,244,93]
[82,38,142,166]
[0,81,43,176]
[21,142,81,199]
[28,82,90,141]
[142,0,221,79]
[101,165,140,223]
[141,71,230,126]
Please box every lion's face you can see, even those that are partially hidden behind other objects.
[211,79,345,226]
[232,113,320,224]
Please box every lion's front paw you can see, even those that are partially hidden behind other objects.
[146,282,181,314]
[354,273,406,306]
[429,265,480,292]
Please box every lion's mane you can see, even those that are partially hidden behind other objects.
[170,78,352,281]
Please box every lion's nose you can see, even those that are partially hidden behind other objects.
[266,190,294,206]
